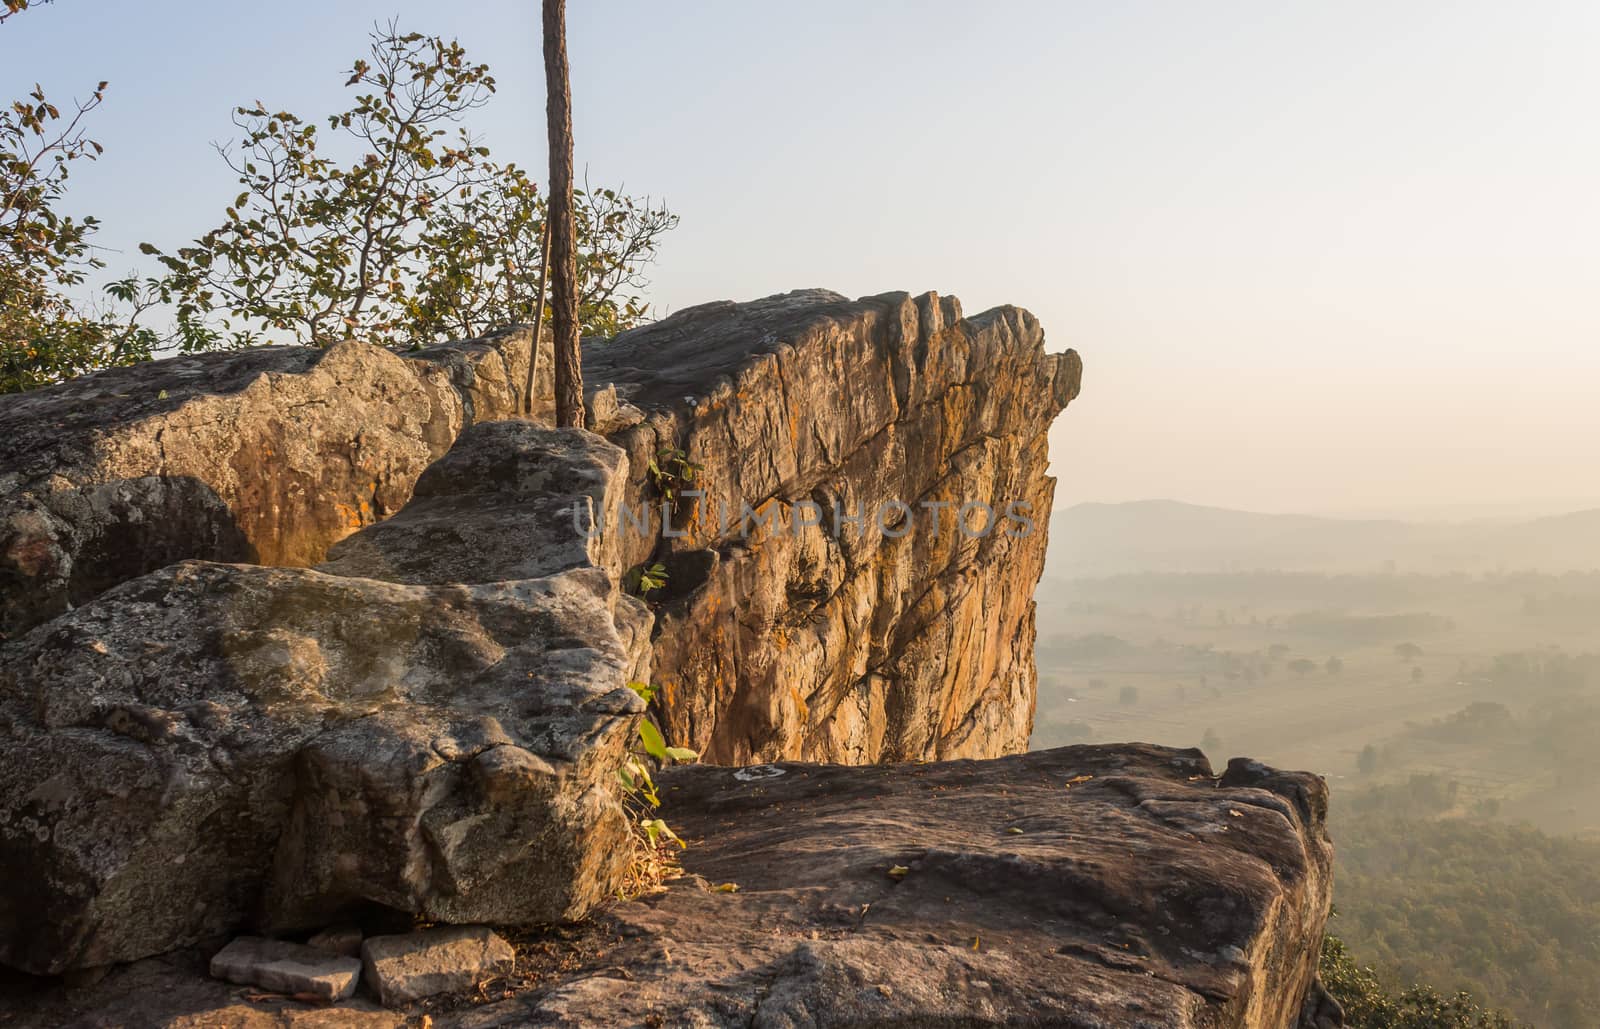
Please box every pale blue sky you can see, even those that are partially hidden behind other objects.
[7,2,1599,516]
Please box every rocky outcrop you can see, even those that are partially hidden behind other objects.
[0,425,646,975]
[6,745,1335,1027]
[590,289,1081,765]
[2,290,1079,765]
[0,327,551,642]
[0,288,1084,977]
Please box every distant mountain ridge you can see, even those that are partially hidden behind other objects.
[1047,499,1600,577]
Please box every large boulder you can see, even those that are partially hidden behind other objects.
[0,328,550,643]
[587,290,1082,764]
[0,425,646,975]
[317,420,630,587]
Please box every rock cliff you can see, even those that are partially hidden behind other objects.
[1,289,1078,769]
[0,287,1336,1025]
[591,290,1079,765]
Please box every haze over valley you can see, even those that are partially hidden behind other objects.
[1033,499,1600,1024]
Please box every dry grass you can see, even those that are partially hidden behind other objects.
[617,821,683,901]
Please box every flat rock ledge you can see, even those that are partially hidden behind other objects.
[2,745,1337,1028]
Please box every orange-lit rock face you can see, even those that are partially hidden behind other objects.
[590,289,1080,764]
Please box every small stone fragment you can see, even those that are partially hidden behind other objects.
[209,936,360,1002]
[361,926,515,1007]
[307,924,364,958]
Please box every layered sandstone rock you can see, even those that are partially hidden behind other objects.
[2,290,1080,767]
[0,425,644,975]
[588,289,1081,764]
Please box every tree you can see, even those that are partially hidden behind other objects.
[1289,658,1318,678]
[1358,743,1379,775]
[1118,685,1139,706]
[148,26,499,350]
[0,3,164,392]
[1200,727,1223,754]
[1412,665,1425,683]
[145,24,675,355]
[543,0,583,428]
[1320,937,1518,1028]
[1327,656,1345,676]
[0,0,49,23]
[1396,642,1425,662]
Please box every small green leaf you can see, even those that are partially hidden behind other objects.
[642,818,685,849]
[638,720,669,761]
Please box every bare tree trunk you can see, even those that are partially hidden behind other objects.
[543,0,584,428]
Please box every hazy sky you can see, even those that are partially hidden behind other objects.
[7,2,1599,518]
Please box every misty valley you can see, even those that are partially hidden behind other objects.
[1034,501,1600,1026]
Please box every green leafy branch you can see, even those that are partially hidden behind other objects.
[619,682,697,871]
[647,446,701,507]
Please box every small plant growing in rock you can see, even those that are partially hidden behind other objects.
[625,562,669,598]
[618,682,697,898]
[647,446,701,508]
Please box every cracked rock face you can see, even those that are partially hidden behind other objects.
[1,290,1078,769]
[588,289,1081,764]
[0,425,645,975]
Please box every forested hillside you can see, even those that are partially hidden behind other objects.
[1330,779,1600,1028]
